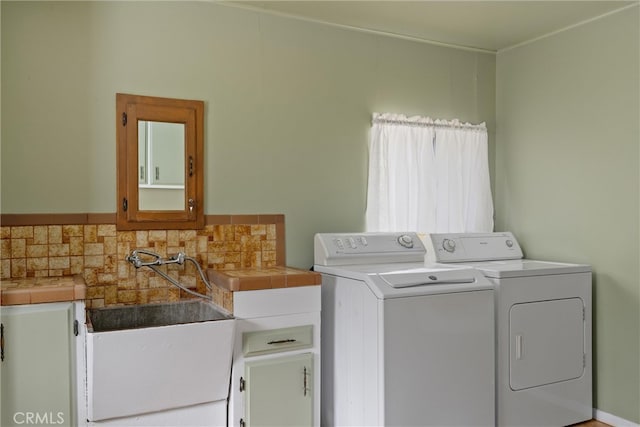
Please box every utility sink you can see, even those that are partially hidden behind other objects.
[85,300,235,422]
[87,299,230,332]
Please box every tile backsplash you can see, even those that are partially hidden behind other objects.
[1,215,285,308]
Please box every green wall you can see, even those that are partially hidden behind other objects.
[1,1,495,268]
[496,7,640,423]
[3,0,640,423]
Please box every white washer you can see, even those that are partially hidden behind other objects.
[423,232,592,427]
[314,232,495,426]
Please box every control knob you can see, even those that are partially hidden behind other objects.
[505,239,514,248]
[442,238,456,253]
[397,234,414,248]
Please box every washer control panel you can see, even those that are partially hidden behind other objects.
[423,232,523,263]
[314,232,425,266]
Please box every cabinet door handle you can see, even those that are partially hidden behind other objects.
[267,338,296,345]
[1,323,5,362]
[303,365,309,397]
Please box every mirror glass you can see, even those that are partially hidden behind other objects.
[137,120,185,211]
[116,93,204,231]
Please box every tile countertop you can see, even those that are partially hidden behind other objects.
[1,275,86,306]
[207,266,321,292]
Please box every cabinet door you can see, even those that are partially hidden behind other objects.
[245,353,313,427]
[1,302,74,427]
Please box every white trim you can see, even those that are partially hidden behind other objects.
[214,0,496,55]
[499,2,639,54]
[595,408,640,427]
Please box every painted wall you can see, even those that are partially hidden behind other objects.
[496,7,639,423]
[0,1,495,268]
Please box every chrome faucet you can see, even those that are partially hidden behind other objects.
[126,249,187,268]
[125,249,212,300]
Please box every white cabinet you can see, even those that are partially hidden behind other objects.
[244,352,313,426]
[228,286,321,427]
[1,301,85,427]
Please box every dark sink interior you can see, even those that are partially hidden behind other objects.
[87,300,232,332]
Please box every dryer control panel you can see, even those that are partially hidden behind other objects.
[314,232,426,266]
[423,232,523,263]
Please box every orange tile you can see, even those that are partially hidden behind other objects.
[69,236,84,255]
[234,225,251,238]
[97,224,116,237]
[241,235,262,252]
[251,225,267,236]
[117,231,136,242]
[167,230,180,247]
[1,259,11,279]
[49,256,70,270]
[148,230,167,242]
[84,243,104,256]
[0,227,10,239]
[2,289,31,305]
[62,225,83,238]
[117,290,137,304]
[11,226,33,239]
[86,285,105,299]
[104,285,118,305]
[136,231,149,247]
[84,255,104,268]
[49,243,70,257]
[225,252,241,264]
[97,272,117,285]
[30,286,74,304]
[83,268,98,285]
[11,259,26,278]
[88,298,105,309]
[271,274,286,288]
[179,230,197,241]
[136,289,149,304]
[261,240,277,252]
[103,236,117,255]
[27,244,48,258]
[33,226,48,244]
[48,226,62,244]
[27,257,48,271]
[1,239,12,259]
[70,256,83,275]
[231,215,259,224]
[184,240,196,256]
[11,239,26,258]
[152,241,167,256]
[83,225,97,243]
[263,251,277,263]
[74,284,86,300]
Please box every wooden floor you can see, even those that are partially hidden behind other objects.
[571,420,611,427]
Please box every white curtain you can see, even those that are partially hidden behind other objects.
[365,113,494,233]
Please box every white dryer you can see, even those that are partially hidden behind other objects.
[423,232,592,427]
[314,232,495,426]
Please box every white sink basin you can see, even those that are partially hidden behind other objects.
[86,300,235,422]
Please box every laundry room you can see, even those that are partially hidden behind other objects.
[1,1,638,426]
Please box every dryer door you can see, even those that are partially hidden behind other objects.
[509,298,585,391]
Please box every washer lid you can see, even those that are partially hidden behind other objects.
[367,266,493,298]
[379,270,476,288]
[466,259,591,278]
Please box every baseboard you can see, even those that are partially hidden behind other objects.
[595,409,640,427]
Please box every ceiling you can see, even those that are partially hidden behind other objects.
[225,1,637,52]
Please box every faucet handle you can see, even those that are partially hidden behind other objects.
[169,252,186,265]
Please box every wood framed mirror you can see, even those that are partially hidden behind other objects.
[116,93,204,230]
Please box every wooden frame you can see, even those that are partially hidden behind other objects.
[116,93,204,230]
